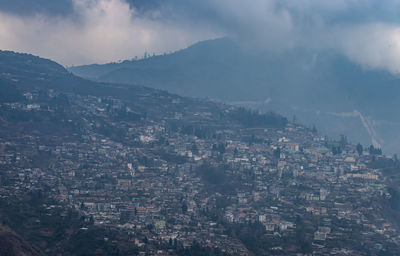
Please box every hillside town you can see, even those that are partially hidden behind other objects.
[1,79,400,255]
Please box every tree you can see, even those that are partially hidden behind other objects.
[182,202,188,214]
[217,143,226,154]
[332,146,342,155]
[312,125,317,134]
[369,145,382,155]
[197,164,226,185]
[356,143,363,155]
[340,135,347,148]
[274,147,281,158]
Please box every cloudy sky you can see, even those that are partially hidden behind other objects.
[1,0,400,72]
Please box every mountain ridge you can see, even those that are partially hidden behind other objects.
[68,38,400,154]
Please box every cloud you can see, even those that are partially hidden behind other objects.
[334,23,400,74]
[0,0,221,66]
[2,0,400,74]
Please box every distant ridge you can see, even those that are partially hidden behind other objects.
[69,38,400,154]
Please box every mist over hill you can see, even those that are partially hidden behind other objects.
[3,47,400,255]
[5,1,400,254]
[0,49,290,255]
[69,38,400,155]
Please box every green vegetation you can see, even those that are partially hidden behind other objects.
[0,80,22,103]
[229,107,287,129]
[369,145,382,155]
[176,241,231,256]
[197,164,227,185]
[0,192,139,256]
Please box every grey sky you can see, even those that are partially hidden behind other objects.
[1,0,400,72]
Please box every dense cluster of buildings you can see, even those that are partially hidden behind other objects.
[1,86,400,255]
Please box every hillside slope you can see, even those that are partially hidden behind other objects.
[3,50,400,255]
[0,226,42,256]
[69,38,400,154]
